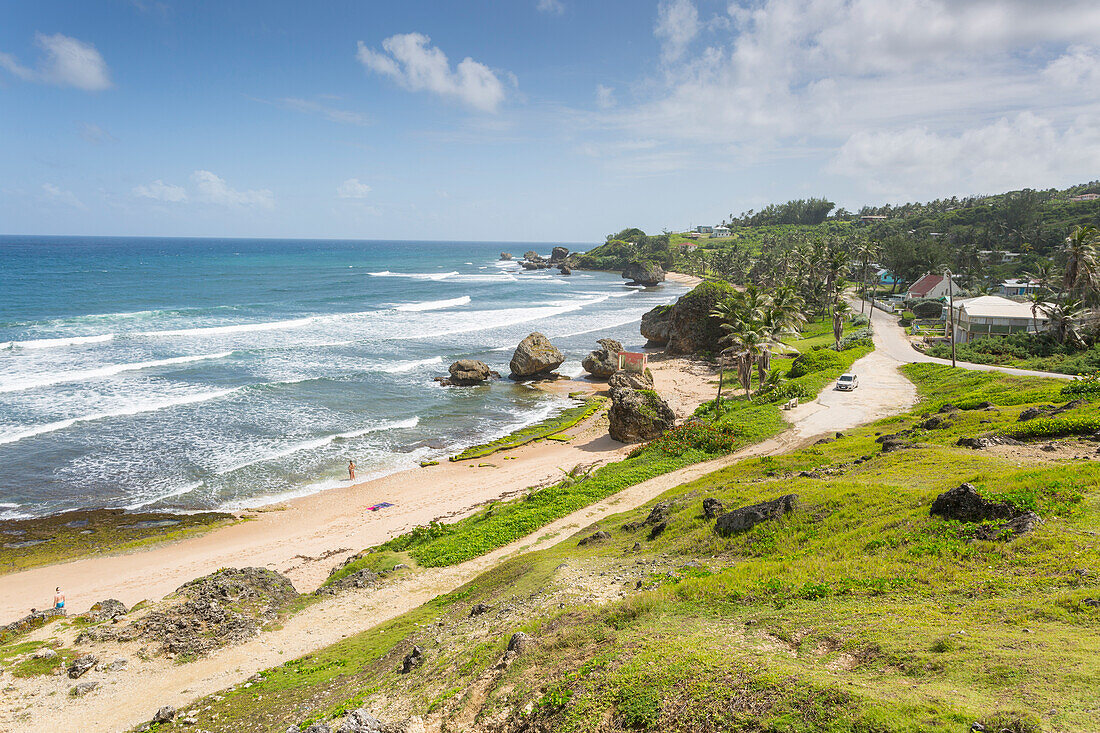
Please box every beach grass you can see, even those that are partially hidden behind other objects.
[449,396,607,462]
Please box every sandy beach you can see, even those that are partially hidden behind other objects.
[0,352,717,623]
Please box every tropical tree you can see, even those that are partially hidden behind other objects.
[1039,297,1087,347]
[832,300,852,350]
[1062,225,1100,301]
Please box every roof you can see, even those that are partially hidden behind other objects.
[1001,278,1038,287]
[908,273,944,295]
[955,295,1047,320]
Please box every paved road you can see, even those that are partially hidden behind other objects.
[857,300,1076,380]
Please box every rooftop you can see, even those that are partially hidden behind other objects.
[955,295,1047,319]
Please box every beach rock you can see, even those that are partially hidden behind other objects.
[550,246,569,264]
[500,252,512,261]
[509,332,564,379]
[559,265,572,276]
[521,261,540,270]
[151,706,176,724]
[578,530,611,546]
[608,369,654,397]
[0,607,65,640]
[400,645,424,674]
[624,501,672,531]
[315,568,380,596]
[81,598,128,623]
[929,483,1017,523]
[640,305,672,346]
[437,359,498,387]
[974,511,1042,541]
[714,495,798,537]
[622,260,665,286]
[32,647,58,660]
[523,250,543,263]
[70,680,99,697]
[665,282,739,355]
[581,338,623,379]
[956,436,1022,450]
[1018,407,1047,422]
[67,654,97,679]
[703,498,725,519]
[608,387,674,443]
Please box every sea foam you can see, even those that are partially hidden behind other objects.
[3,334,115,350]
[394,296,471,312]
[0,351,234,394]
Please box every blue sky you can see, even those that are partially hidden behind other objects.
[3,1,1100,242]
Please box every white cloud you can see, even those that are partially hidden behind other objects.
[336,178,372,199]
[275,97,369,126]
[356,33,507,113]
[595,84,616,109]
[41,183,87,210]
[0,33,111,90]
[655,0,700,63]
[133,180,188,202]
[537,0,565,15]
[1043,45,1100,89]
[191,171,273,208]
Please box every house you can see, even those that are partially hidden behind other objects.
[860,215,888,222]
[977,250,1022,264]
[1070,193,1100,202]
[711,226,731,238]
[873,268,901,287]
[998,279,1042,297]
[906,273,958,300]
[677,241,699,252]
[695,225,713,234]
[681,230,703,239]
[949,295,1049,343]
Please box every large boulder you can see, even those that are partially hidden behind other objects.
[80,598,128,623]
[521,261,540,271]
[640,305,673,346]
[929,483,1017,523]
[523,250,542,263]
[581,339,623,379]
[714,495,798,536]
[550,246,569,264]
[608,369,653,396]
[559,265,572,276]
[622,260,665,286]
[608,387,674,443]
[500,252,512,260]
[666,282,738,355]
[509,332,565,379]
[438,359,498,387]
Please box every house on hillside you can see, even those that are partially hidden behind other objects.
[949,295,1049,343]
[677,241,699,252]
[906,273,959,300]
[859,215,888,222]
[998,279,1042,297]
[695,225,713,234]
[977,250,1022,264]
[711,226,731,238]
[681,230,703,239]
[1070,193,1100,202]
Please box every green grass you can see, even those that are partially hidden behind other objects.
[450,397,606,461]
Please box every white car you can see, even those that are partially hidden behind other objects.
[836,373,859,391]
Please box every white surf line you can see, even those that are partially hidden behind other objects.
[0,351,234,394]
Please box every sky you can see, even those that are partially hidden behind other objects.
[2,0,1100,242]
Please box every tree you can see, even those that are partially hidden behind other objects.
[1062,225,1100,302]
[1039,297,1087,347]
[832,299,852,350]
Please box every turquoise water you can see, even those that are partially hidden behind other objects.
[0,237,685,517]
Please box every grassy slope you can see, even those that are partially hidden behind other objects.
[450,397,607,461]
[168,366,1100,733]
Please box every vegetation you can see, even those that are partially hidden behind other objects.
[926,332,1100,375]
[450,396,606,461]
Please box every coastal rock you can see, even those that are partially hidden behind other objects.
[523,250,543,263]
[607,369,653,397]
[665,282,738,355]
[702,498,725,519]
[608,388,674,443]
[499,252,512,261]
[509,332,565,379]
[581,338,623,379]
[714,495,798,536]
[81,598,128,623]
[400,645,424,674]
[550,246,569,264]
[521,261,540,270]
[67,654,97,679]
[0,607,65,640]
[640,305,672,346]
[437,359,498,387]
[152,706,176,724]
[622,260,665,286]
[930,483,1017,523]
[559,265,572,276]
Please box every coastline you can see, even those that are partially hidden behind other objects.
[0,353,717,622]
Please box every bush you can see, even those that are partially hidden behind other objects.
[911,299,944,319]
[788,349,843,378]
[1001,416,1100,440]
[850,314,871,327]
[838,327,874,350]
[1061,373,1100,396]
[641,421,739,456]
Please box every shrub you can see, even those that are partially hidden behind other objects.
[850,313,871,327]
[911,299,944,319]
[1062,372,1100,396]
[838,327,873,350]
[1001,416,1100,440]
[788,349,843,378]
[641,421,739,457]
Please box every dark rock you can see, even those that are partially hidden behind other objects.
[665,282,739,355]
[581,338,623,379]
[400,645,424,674]
[559,265,572,276]
[621,260,665,286]
[880,435,910,453]
[152,706,176,724]
[702,498,725,519]
[550,246,569,264]
[315,568,380,596]
[640,305,672,345]
[647,520,668,540]
[521,261,539,270]
[714,495,798,536]
[578,530,611,546]
[523,250,542,263]
[1041,442,1059,452]
[469,602,491,617]
[500,252,512,260]
[921,415,950,430]
[956,436,1022,449]
[439,359,497,387]
[974,511,1042,541]
[608,369,653,396]
[1018,407,1047,421]
[814,437,835,445]
[975,401,994,409]
[67,654,97,679]
[938,403,959,413]
[70,680,98,697]
[81,598,128,623]
[624,501,672,531]
[508,631,534,654]
[509,332,565,378]
[608,387,674,443]
[929,483,1017,523]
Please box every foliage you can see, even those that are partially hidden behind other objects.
[788,349,843,378]
[728,197,836,226]
[1001,416,1100,441]
[1061,372,1100,396]
[450,397,605,461]
[926,332,1100,376]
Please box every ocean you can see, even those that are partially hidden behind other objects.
[0,237,685,519]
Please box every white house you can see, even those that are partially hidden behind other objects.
[711,226,731,238]
[906,273,959,300]
[949,295,1049,343]
[998,279,1042,297]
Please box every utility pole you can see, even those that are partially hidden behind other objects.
[945,268,957,368]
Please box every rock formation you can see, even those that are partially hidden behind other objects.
[581,338,623,379]
[702,498,725,519]
[550,246,569,264]
[559,265,572,275]
[436,359,498,387]
[499,252,512,260]
[622,260,666,286]
[714,495,798,536]
[509,332,564,379]
[639,282,738,354]
[929,483,1017,523]
[608,387,674,443]
[640,305,672,346]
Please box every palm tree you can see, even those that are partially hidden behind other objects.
[832,300,852,350]
[1039,297,1087,348]
[1062,225,1100,301]
[1023,258,1057,296]
[853,239,881,312]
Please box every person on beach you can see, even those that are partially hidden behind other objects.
[53,587,65,610]
[348,459,356,481]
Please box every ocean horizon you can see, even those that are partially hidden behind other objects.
[0,236,686,519]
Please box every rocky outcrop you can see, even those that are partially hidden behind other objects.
[714,495,798,536]
[80,599,127,623]
[956,436,1022,450]
[400,645,424,674]
[974,511,1042,541]
[929,483,1016,523]
[0,607,65,642]
[523,250,542,262]
[640,305,672,345]
[578,530,611,546]
[500,252,512,260]
[622,260,665,286]
[328,708,426,733]
[581,338,623,379]
[152,706,176,724]
[436,359,499,387]
[702,498,725,519]
[550,246,569,264]
[608,369,653,395]
[70,680,98,697]
[608,388,674,443]
[509,332,564,379]
[508,631,534,654]
[68,654,97,679]
[559,265,572,276]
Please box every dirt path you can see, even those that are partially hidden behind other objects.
[1,322,923,733]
